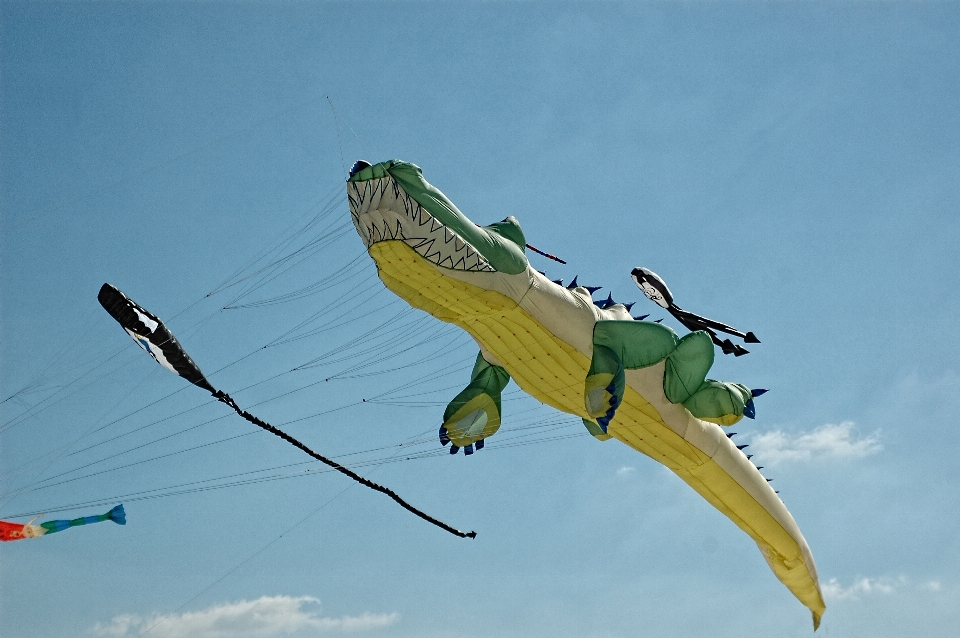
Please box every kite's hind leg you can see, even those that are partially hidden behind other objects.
[587,320,679,431]
[441,352,510,455]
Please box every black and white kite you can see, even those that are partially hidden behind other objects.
[630,267,760,357]
[98,285,215,392]
[98,283,476,539]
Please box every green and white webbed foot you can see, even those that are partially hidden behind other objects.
[440,352,510,455]
[583,342,626,437]
[585,320,763,429]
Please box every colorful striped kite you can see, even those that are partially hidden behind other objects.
[0,505,125,542]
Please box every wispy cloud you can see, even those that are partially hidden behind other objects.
[822,576,941,600]
[748,421,881,466]
[822,576,901,599]
[616,466,636,477]
[90,596,398,638]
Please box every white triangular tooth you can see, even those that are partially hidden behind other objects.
[368,186,383,212]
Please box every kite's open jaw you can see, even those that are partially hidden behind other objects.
[347,159,529,278]
[348,164,495,273]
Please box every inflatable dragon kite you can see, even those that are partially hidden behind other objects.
[347,159,825,628]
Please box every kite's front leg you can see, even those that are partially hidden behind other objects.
[440,352,511,455]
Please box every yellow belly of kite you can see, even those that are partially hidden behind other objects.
[370,241,699,465]
[369,240,825,626]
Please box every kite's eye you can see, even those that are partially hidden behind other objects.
[349,160,372,178]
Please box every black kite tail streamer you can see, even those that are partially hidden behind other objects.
[211,389,476,538]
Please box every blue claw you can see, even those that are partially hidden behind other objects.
[751,388,768,397]
[450,445,460,455]
[584,286,602,295]
[439,426,450,446]
[552,279,564,286]
[744,399,756,420]
[464,444,474,455]
[566,276,579,289]
[633,314,650,321]
[475,439,484,450]
[623,302,635,311]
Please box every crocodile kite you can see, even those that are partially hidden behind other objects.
[347,159,825,628]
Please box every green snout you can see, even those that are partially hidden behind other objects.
[349,160,529,274]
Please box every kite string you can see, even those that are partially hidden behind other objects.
[324,96,376,162]
[327,96,347,179]
[134,415,445,638]
[135,485,342,638]
[210,389,476,540]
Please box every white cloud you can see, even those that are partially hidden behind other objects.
[616,466,636,477]
[748,421,881,466]
[822,576,901,600]
[90,596,398,638]
[822,576,942,600]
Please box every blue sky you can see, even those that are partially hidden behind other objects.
[2,2,959,637]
